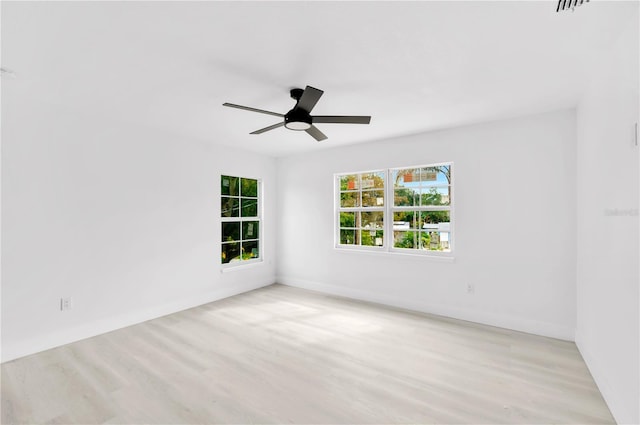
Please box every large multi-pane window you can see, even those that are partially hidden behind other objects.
[221,175,260,265]
[335,163,452,254]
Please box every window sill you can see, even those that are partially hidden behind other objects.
[334,247,455,263]
[221,259,264,273]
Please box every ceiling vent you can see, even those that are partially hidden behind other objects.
[557,0,589,13]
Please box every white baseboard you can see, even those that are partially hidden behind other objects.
[576,330,635,424]
[277,276,575,341]
[1,278,275,363]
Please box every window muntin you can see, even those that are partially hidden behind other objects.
[221,175,261,265]
[336,164,452,255]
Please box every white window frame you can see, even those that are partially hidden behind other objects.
[335,162,454,258]
[334,170,386,252]
[221,175,263,269]
[388,162,454,256]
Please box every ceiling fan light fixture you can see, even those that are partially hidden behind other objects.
[284,109,312,131]
[284,120,312,131]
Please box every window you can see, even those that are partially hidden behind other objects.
[391,165,451,252]
[337,171,385,247]
[221,175,261,265]
[335,163,452,255]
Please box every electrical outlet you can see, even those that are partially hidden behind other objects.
[60,297,73,311]
[466,283,475,294]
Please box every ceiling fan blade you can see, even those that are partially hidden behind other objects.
[250,122,284,135]
[312,116,371,124]
[223,103,283,117]
[295,86,324,113]
[305,125,328,142]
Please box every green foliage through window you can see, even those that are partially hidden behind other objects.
[221,175,260,264]
[337,171,385,248]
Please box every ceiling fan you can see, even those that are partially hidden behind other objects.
[223,85,371,142]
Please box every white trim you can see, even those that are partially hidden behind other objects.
[391,206,451,211]
[221,258,264,273]
[1,279,275,363]
[388,246,453,258]
[388,161,453,171]
[334,246,455,262]
[277,276,575,341]
[334,244,385,253]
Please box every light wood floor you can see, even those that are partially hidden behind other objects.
[2,284,614,424]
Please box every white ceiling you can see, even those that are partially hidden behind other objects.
[2,1,636,157]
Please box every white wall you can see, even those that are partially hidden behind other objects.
[277,110,577,340]
[1,97,277,362]
[575,4,639,423]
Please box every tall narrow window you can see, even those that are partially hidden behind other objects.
[221,175,261,265]
[391,165,451,252]
[336,171,385,248]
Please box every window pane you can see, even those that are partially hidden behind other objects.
[221,197,239,217]
[361,211,383,228]
[421,210,450,225]
[221,242,240,264]
[393,211,420,229]
[361,171,384,189]
[241,178,258,197]
[222,222,240,242]
[241,198,258,217]
[340,229,356,245]
[394,188,418,206]
[421,186,451,206]
[421,211,451,252]
[221,176,239,196]
[242,240,259,260]
[420,230,450,252]
[340,175,358,191]
[362,190,384,207]
[392,168,419,188]
[419,165,451,186]
[361,230,383,247]
[340,192,359,208]
[242,221,259,240]
[393,230,420,249]
[340,212,357,228]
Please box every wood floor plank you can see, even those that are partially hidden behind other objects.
[1,284,614,424]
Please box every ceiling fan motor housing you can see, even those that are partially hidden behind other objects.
[290,88,305,101]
